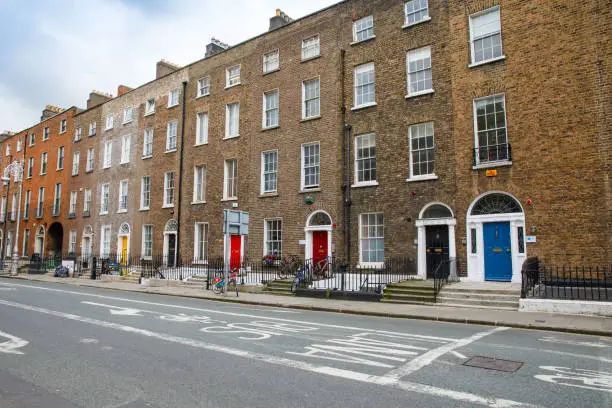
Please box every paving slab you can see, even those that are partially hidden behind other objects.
[1,274,611,336]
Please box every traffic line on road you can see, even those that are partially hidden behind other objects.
[0,298,542,408]
[0,330,28,355]
[383,326,509,380]
[0,282,456,342]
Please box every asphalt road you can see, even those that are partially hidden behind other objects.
[0,279,611,408]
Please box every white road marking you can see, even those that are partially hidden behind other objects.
[485,342,612,364]
[0,282,455,342]
[451,350,468,359]
[383,326,509,380]
[0,298,541,408]
[539,336,611,348]
[0,330,28,355]
[79,338,99,344]
[535,366,612,393]
[0,287,16,291]
[82,301,143,316]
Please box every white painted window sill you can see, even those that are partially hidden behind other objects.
[103,166,110,170]
[117,209,127,214]
[122,120,133,125]
[104,128,113,132]
[144,111,155,117]
[301,115,321,122]
[196,93,210,99]
[263,68,280,76]
[351,181,379,188]
[262,125,279,131]
[350,35,376,46]
[162,204,175,209]
[142,155,152,160]
[406,174,439,182]
[120,161,129,165]
[221,198,238,202]
[402,16,431,29]
[405,89,434,99]
[139,207,150,212]
[99,212,108,216]
[225,83,241,90]
[299,187,321,194]
[223,135,240,140]
[191,201,206,205]
[165,149,177,154]
[469,55,506,68]
[301,55,321,63]
[472,161,512,170]
[167,103,179,109]
[351,102,377,112]
[259,192,278,198]
[194,142,208,147]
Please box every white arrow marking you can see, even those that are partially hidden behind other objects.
[451,351,467,359]
[539,336,611,348]
[82,301,142,316]
[0,330,28,355]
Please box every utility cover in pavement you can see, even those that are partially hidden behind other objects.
[463,356,523,372]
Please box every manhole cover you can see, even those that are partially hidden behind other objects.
[463,356,523,372]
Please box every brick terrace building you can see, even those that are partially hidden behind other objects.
[0,0,609,283]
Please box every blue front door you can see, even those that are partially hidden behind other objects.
[483,222,512,281]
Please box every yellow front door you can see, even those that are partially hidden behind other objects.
[121,236,128,265]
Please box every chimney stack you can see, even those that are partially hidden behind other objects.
[156,59,181,79]
[205,38,229,58]
[117,85,133,96]
[87,90,113,109]
[40,105,64,122]
[269,9,293,31]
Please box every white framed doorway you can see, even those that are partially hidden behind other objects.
[163,219,178,267]
[415,202,456,280]
[34,226,45,256]
[304,211,333,262]
[117,223,131,265]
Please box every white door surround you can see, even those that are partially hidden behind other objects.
[304,210,333,261]
[117,222,131,263]
[415,202,456,280]
[466,191,526,283]
[163,219,178,266]
[34,226,45,256]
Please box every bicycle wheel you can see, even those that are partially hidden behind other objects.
[228,279,238,297]
[211,281,222,294]
[277,265,288,279]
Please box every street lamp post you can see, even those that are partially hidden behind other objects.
[3,160,24,276]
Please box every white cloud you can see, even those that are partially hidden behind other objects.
[0,0,336,132]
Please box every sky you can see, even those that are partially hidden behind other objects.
[0,0,338,133]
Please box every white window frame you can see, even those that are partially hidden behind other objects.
[302,78,320,119]
[27,157,34,178]
[406,46,433,98]
[105,114,114,130]
[193,165,206,203]
[472,93,510,167]
[72,151,80,176]
[24,190,31,218]
[40,152,48,175]
[36,187,45,217]
[103,141,112,168]
[353,133,378,186]
[57,146,64,170]
[163,171,175,208]
[29,133,35,146]
[10,193,16,221]
[168,88,179,107]
[43,127,49,140]
[118,180,128,212]
[145,98,155,116]
[83,188,91,213]
[123,107,133,124]
[60,119,67,134]
[100,183,109,215]
[223,159,237,200]
[407,122,437,181]
[120,134,131,164]
[16,139,22,152]
[301,142,320,190]
[89,122,97,136]
[53,183,61,215]
[69,230,77,253]
[262,89,279,129]
[353,62,376,110]
[225,103,240,139]
[261,150,278,194]
[263,50,279,73]
[100,225,111,257]
[142,225,153,260]
[263,218,282,258]
[194,222,209,263]
[226,65,241,88]
[86,148,94,172]
[143,128,153,158]
[140,176,150,210]
[195,112,208,145]
[352,15,375,43]
[22,228,30,257]
[359,212,385,267]
[301,35,320,60]
[403,0,431,28]
[166,120,178,152]
[197,77,210,97]
[469,6,504,67]
[74,127,82,142]
[69,191,77,215]
[5,144,10,156]
[1,196,6,221]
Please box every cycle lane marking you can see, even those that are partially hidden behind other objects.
[535,366,612,393]
[0,298,542,408]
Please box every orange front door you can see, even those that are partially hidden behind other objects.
[230,235,242,270]
[121,237,128,265]
[312,231,328,265]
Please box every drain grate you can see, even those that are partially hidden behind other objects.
[463,356,523,372]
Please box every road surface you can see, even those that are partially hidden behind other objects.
[0,279,610,407]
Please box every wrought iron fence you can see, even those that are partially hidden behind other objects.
[521,259,611,301]
[433,257,459,301]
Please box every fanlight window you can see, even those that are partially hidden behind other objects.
[165,219,178,232]
[37,226,45,235]
[119,223,130,235]
[308,212,332,226]
[422,204,453,219]
[83,225,93,235]
[471,193,522,215]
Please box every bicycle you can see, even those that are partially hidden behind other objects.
[211,269,239,296]
[291,266,307,292]
[311,257,330,280]
[277,255,301,279]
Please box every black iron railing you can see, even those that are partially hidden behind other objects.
[433,258,459,301]
[521,259,611,301]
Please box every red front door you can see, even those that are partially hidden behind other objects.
[230,235,242,270]
[312,231,328,265]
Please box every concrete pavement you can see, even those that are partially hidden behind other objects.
[2,273,611,336]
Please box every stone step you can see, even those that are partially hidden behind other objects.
[382,293,436,303]
[438,291,519,301]
[262,290,295,296]
[435,302,518,311]
[387,280,433,288]
[384,287,435,295]
[380,298,436,306]
[440,287,521,296]
[436,296,518,308]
